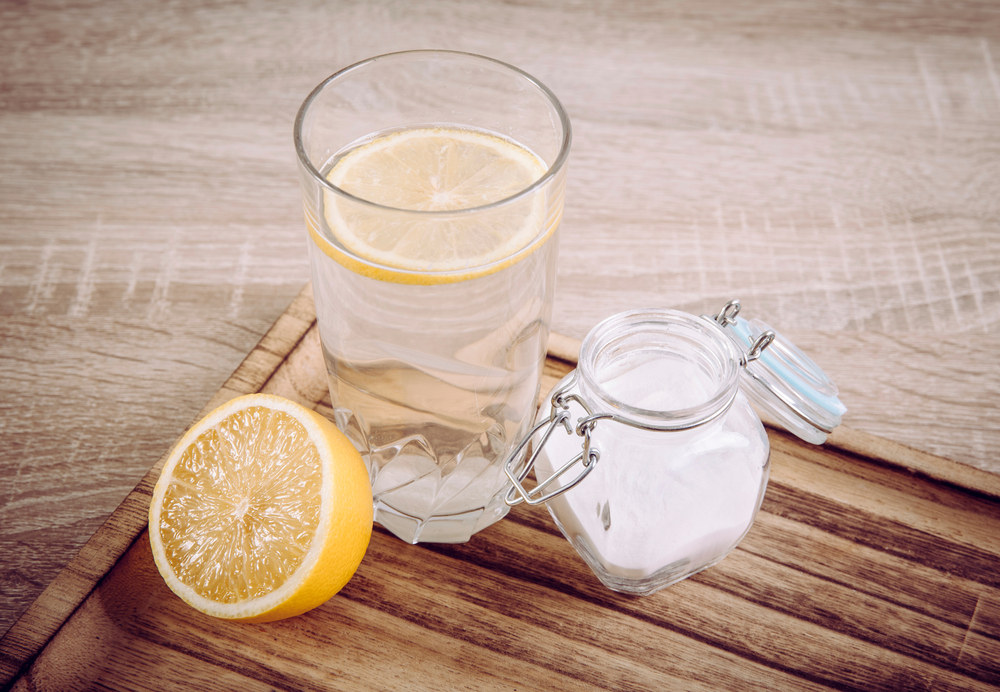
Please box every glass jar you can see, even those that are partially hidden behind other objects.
[503,301,845,595]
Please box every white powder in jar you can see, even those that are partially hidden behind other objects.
[538,353,766,579]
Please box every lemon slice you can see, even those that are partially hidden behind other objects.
[148,394,373,623]
[316,127,550,284]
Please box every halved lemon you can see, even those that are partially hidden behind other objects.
[315,127,551,283]
[148,394,373,622]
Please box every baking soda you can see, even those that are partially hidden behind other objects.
[536,353,767,580]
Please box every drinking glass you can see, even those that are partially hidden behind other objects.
[294,50,571,543]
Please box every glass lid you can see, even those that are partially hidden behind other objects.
[707,300,846,444]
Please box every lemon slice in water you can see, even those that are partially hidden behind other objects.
[148,394,373,622]
[318,127,549,283]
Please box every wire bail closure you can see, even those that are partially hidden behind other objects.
[503,372,602,507]
[503,300,778,508]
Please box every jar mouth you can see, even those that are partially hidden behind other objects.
[578,309,742,428]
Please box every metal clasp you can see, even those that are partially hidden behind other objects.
[503,372,601,507]
[712,299,834,433]
[711,299,776,367]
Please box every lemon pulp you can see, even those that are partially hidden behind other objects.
[158,406,322,603]
[318,127,550,281]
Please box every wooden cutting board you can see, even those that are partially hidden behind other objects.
[3,284,999,691]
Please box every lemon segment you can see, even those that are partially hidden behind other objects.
[148,394,373,623]
[317,127,552,283]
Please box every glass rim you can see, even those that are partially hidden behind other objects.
[293,49,573,219]
[578,309,742,426]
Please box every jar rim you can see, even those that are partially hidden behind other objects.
[577,308,742,428]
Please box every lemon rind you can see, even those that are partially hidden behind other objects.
[306,205,562,285]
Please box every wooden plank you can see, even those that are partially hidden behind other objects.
[768,435,1000,555]
[827,425,1000,501]
[4,285,1000,691]
[742,512,986,629]
[476,510,1000,690]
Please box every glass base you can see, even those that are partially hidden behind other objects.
[374,494,510,544]
[328,405,521,544]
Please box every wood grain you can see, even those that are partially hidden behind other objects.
[2,0,1000,651]
[3,287,1000,691]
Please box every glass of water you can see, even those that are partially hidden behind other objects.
[294,51,571,543]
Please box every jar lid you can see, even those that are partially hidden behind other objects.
[709,300,846,444]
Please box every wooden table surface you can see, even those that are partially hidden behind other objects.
[2,0,998,645]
